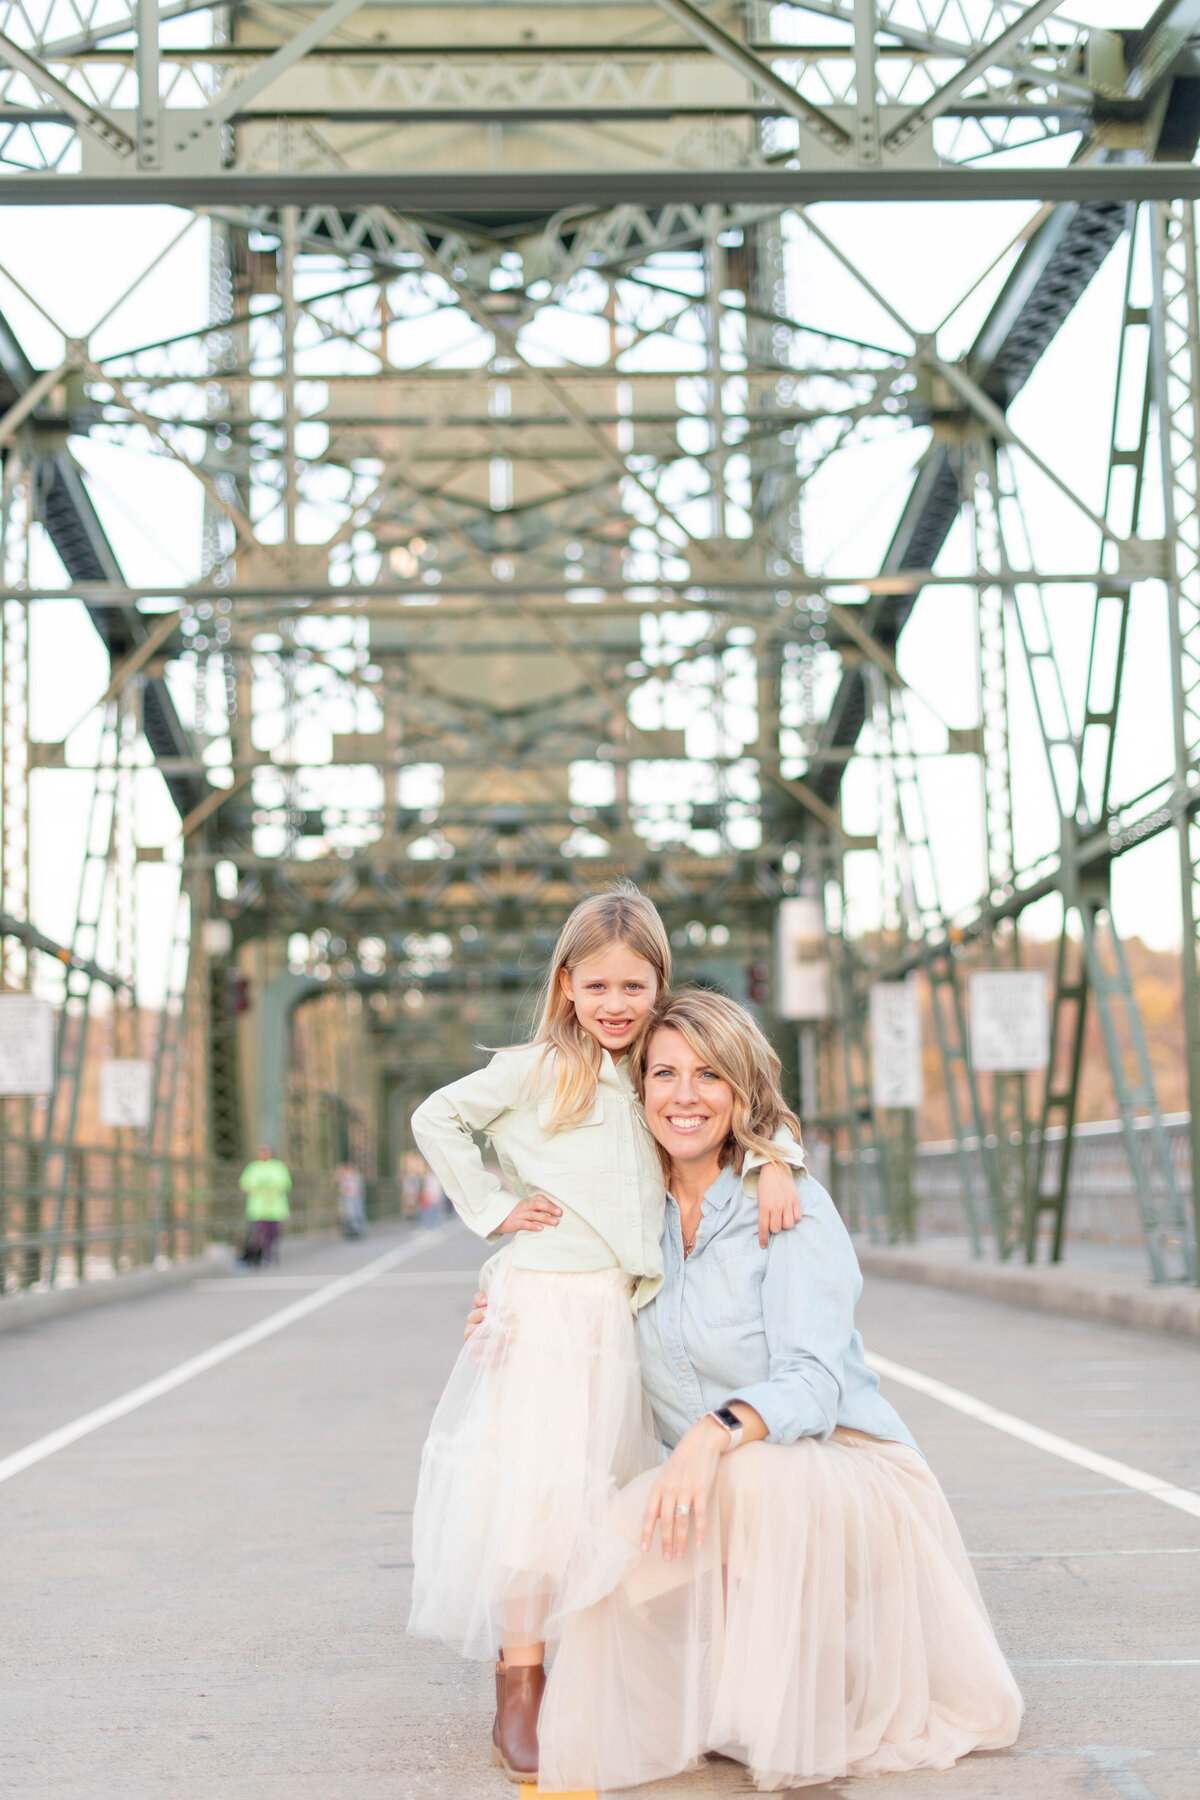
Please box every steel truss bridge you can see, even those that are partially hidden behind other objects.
[0,0,1199,1290]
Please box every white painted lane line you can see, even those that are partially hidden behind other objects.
[867,1351,1200,1523]
[1011,1659,1200,1668]
[972,1547,1200,1560]
[0,1223,461,1489]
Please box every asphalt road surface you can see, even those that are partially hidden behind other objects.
[2,1218,1197,1800]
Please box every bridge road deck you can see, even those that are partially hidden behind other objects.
[2,1219,1199,1800]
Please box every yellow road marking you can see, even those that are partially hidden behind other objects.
[519,1787,596,1798]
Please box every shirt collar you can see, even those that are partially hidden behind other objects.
[598,1049,635,1093]
[703,1165,742,1213]
[666,1162,741,1215]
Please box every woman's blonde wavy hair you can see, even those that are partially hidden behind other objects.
[533,883,672,1131]
[632,987,803,1179]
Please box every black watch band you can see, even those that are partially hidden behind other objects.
[706,1405,744,1449]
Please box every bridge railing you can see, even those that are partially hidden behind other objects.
[905,1115,1192,1245]
[0,1139,405,1297]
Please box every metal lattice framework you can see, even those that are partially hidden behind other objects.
[1,0,1200,1287]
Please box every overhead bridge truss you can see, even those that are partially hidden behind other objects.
[0,0,1199,1285]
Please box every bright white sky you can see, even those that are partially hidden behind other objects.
[0,177,1182,1010]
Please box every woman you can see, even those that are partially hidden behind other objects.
[471,988,1022,1791]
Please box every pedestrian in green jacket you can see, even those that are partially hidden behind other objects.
[239,1145,292,1265]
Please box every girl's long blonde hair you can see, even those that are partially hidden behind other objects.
[534,884,672,1130]
[632,987,803,1178]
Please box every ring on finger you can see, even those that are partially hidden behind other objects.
[675,1503,691,1517]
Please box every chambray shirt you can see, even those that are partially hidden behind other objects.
[636,1164,918,1453]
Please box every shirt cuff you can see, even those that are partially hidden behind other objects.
[722,1383,831,1446]
[461,1187,518,1240]
[740,1150,805,1202]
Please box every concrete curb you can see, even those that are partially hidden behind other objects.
[856,1243,1200,1342]
[0,1243,237,1335]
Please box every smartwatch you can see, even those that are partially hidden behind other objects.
[705,1405,744,1451]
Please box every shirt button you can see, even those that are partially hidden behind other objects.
[678,1362,687,1373]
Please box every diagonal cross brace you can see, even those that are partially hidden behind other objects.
[884,0,1067,154]
[0,27,134,157]
[647,0,851,154]
[202,0,365,126]
[800,209,1122,544]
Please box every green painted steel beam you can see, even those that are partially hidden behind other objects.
[3,166,1200,208]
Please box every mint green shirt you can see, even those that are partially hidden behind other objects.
[240,1158,292,1222]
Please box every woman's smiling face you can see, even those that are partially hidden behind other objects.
[642,1026,734,1171]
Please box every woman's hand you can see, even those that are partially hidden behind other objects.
[464,1291,488,1342]
[496,1193,562,1234]
[640,1418,726,1561]
[756,1160,802,1248]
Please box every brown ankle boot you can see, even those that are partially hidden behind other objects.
[492,1657,545,1783]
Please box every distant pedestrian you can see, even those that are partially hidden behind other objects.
[418,1168,444,1226]
[238,1145,292,1265]
[336,1161,368,1238]
[400,1153,423,1220]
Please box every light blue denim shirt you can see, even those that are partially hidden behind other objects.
[635,1164,919,1454]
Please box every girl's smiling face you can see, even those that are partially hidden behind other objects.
[642,1026,734,1171]
[559,941,659,1055]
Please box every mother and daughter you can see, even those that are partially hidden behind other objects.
[409,887,1022,1791]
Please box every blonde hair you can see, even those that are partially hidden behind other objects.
[632,987,803,1178]
[533,884,672,1131]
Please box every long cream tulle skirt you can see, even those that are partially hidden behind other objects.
[407,1260,660,1662]
[539,1429,1023,1792]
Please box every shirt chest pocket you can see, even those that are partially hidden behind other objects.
[534,1093,608,1172]
[700,1243,767,1327]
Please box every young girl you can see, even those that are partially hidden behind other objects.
[408,887,802,1782]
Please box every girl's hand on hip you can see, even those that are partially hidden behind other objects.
[496,1194,562,1234]
[757,1161,802,1248]
[463,1289,516,1363]
[640,1419,726,1562]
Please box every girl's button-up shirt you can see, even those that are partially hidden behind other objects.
[636,1165,918,1451]
[412,1043,668,1307]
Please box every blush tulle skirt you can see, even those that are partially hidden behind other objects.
[538,1428,1023,1792]
[407,1260,660,1662]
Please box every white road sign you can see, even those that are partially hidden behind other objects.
[776,896,831,1020]
[968,970,1049,1071]
[0,996,55,1095]
[201,918,232,955]
[100,1059,154,1130]
[870,980,923,1110]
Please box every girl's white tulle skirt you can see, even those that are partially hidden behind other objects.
[407,1260,660,1662]
[539,1429,1023,1793]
